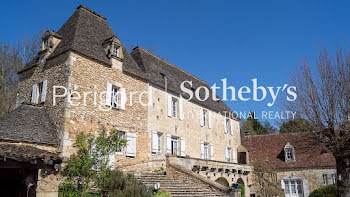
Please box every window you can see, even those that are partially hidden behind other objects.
[111,86,119,108]
[116,131,125,154]
[285,148,294,161]
[44,40,49,50]
[203,143,209,160]
[171,136,179,156]
[113,45,119,56]
[157,133,162,152]
[271,173,277,184]
[31,80,47,104]
[225,118,231,133]
[284,179,303,197]
[203,110,207,127]
[171,97,178,118]
[226,147,232,162]
[332,174,336,184]
[323,174,328,185]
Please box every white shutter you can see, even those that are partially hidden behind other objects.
[224,117,228,134]
[180,138,186,156]
[106,82,112,106]
[126,133,136,157]
[232,147,237,163]
[200,108,204,126]
[208,111,212,129]
[230,119,234,135]
[40,80,47,103]
[108,154,115,170]
[152,131,158,153]
[31,84,38,104]
[210,144,214,160]
[120,88,126,110]
[167,95,172,117]
[225,146,229,161]
[166,134,171,154]
[200,141,204,159]
[179,98,184,120]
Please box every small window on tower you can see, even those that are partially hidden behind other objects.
[113,45,119,56]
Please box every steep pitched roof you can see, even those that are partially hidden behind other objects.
[48,5,115,65]
[242,132,336,169]
[130,46,232,114]
[0,105,59,146]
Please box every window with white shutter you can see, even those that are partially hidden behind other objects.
[210,144,214,160]
[152,131,162,153]
[224,117,228,134]
[180,138,186,156]
[166,134,172,154]
[179,98,184,120]
[232,147,237,163]
[167,95,172,117]
[108,153,115,170]
[230,119,234,135]
[126,133,136,157]
[200,108,204,127]
[31,80,47,104]
[41,80,47,103]
[200,141,204,159]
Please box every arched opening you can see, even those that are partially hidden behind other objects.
[215,177,229,187]
[236,178,245,197]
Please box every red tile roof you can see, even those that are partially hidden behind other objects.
[242,132,336,169]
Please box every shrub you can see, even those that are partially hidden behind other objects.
[154,190,172,197]
[238,184,245,197]
[309,184,337,197]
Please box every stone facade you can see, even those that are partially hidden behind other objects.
[148,85,241,165]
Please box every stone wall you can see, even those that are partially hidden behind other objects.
[277,167,336,196]
[63,52,150,171]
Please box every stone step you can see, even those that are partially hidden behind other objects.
[136,172,226,197]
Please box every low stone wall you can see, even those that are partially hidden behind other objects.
[166,159,241,197]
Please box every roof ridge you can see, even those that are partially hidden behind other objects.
[133,46,207,84]
[249,131,312,138]
[77,5,107,20]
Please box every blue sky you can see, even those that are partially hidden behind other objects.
[1,0,349,127]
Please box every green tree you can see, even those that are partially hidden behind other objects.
[59,129,152,197]
[279,118,314,133]
[241,112,277,137]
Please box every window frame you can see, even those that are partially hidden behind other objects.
[157,133,162,152]
[323,174,328,185]
[111,85,120,108]
[116,131,126,155]
[171,97,178,118]
[225,118,231,133]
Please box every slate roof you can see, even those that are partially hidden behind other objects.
[0,105,59,146]
[130,47,232,114]
[242,132,336,169]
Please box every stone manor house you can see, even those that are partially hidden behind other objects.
[0,5,252,197]
[243,132,336,197]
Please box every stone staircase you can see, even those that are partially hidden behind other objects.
[136,172,227,197]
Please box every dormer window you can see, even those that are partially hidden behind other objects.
[103,37,123,61]
[284,142,296,162]
[44,40,49,50]
[40,31,62,52]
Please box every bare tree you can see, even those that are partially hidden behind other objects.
[0,32,42,116]
[286,46,350,196]
[252,157,283,197]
